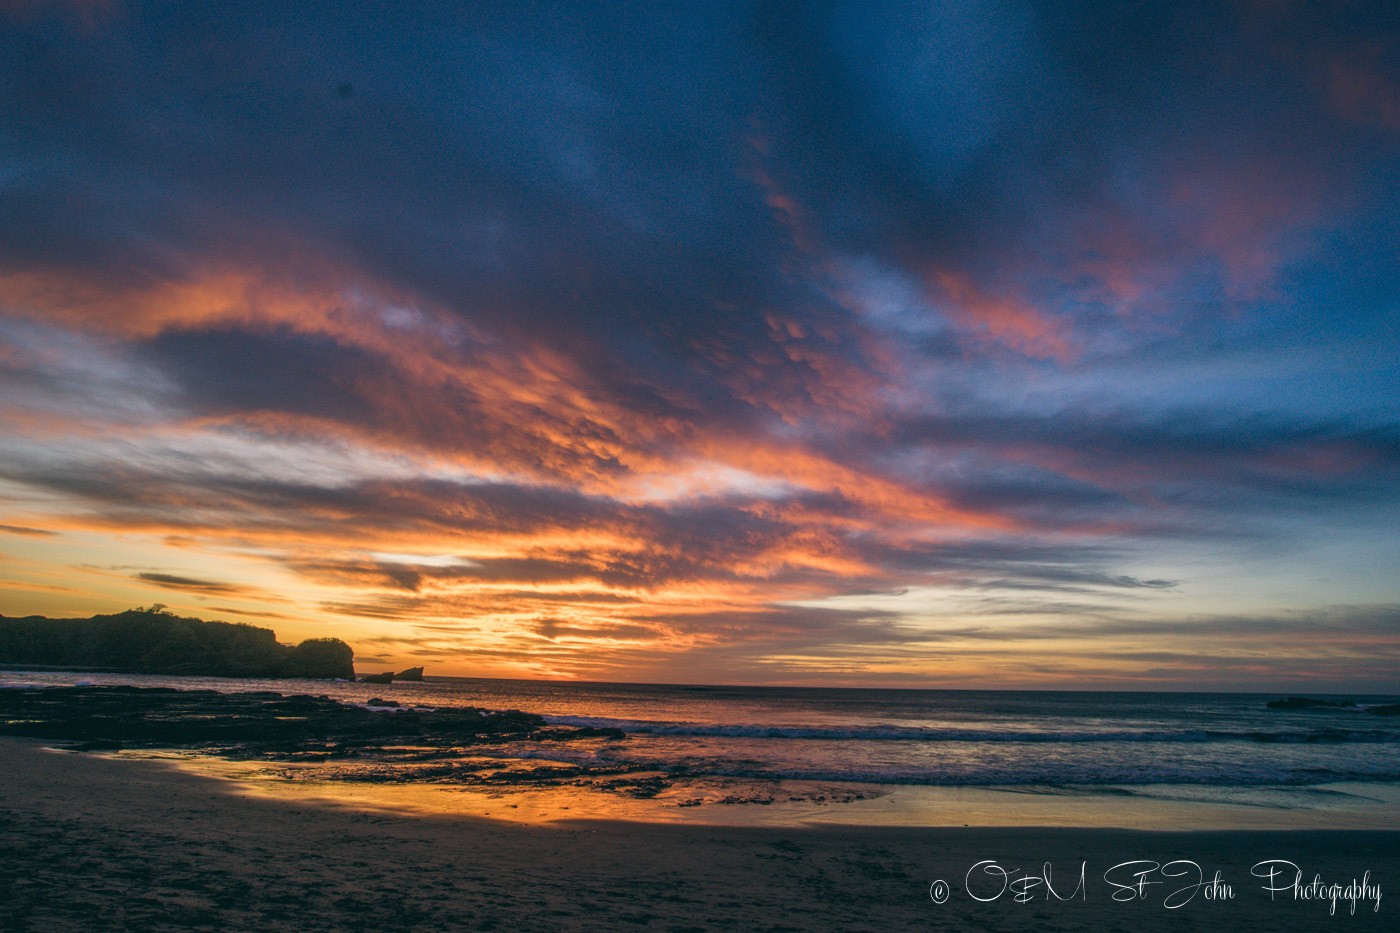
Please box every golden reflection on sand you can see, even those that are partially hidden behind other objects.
[104,749,1400,832]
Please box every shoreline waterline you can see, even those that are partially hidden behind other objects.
[98,744,1400,831]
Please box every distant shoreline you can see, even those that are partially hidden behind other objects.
[0,608,357,680]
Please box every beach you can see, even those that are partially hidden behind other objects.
[2,736,1394,932]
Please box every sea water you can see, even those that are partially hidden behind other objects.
[5,671,1397,794]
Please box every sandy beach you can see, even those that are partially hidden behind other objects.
[1,737,1394,932]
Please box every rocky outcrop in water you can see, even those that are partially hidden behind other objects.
[357,667,427,684]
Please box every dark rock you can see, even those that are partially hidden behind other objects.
[0,686,678,801]
[394,667,425,681]
[366,698,400,707]
[359,672,394,684]
[0,685,549,754]
[601,775,671,798]
[532,726,626,741]
[1265,697,1356,710]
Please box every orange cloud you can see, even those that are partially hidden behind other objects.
[928,270,1076,361]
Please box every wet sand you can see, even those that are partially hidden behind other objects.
[1,737,1395,931]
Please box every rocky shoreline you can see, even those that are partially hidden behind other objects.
[0,685,708,800]
[0,685,874,807]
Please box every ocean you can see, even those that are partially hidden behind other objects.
[5,670,1398,794]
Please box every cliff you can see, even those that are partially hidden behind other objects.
[0,608,355,680]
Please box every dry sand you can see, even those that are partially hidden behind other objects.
[1,736,1395,931]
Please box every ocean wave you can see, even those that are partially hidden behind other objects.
[540,715,1400,745]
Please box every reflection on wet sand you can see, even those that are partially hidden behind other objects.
[142,749,1400,832]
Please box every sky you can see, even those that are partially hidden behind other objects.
[1,1,1398,689]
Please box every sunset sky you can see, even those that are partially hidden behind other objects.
[1,1,1398,688]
